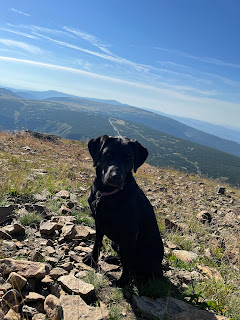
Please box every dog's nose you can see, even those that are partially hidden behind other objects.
[111,172,122,182]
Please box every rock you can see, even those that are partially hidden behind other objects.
[30,250,45,262]
[61,224,95,240]
[164,218,189,233]
[32,313,46,320]
[172,250,198,263]
[0,205,15,224]
[7,272,27,291]
[44,294,63,320]
[1,222,25,236]
[197,265,222,281]
[24,292,45,302]
[132,295,229,320]
[4,308,21,320]
[0,229,12,239]
[2,289,20,312]
[0,258,49,278]
[58,274,95,299]
[215,186,226,195]
[50,267,68,280]
[21,305,38,317]
[51,216,76,231]
[55,190,70,199]
[60,294,108,320]
[40,221,58,235]
[2,240,16,250]
[0,276,12,292]
[197,211,212,224]
[59,205,72,215]
[98,261,121,273]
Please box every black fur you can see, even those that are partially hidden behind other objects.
[83,135,164,285]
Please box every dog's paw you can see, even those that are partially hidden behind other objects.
[82,253,98,268]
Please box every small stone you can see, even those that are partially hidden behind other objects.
[55,190,70,199]
[58,274,95,299]
[50,267,68,279]
[60,295,108,320]
[7,272,27,291]
[172,250,198,263]
[44,294,63,320]
[4,308,21,320]
[40,221,57,235]
[24,292,45,302]
[197,265,222,281]
[1,222,25,236]
[197,211,212,224]
[59,205,72,215]
[2,289,20,312]
[0,258,49,278]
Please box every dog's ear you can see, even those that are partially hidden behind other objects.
[88,135,109,167]
[131,140,148,172]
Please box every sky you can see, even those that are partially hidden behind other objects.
[0,0,240,129]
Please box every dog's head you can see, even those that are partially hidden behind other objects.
[88,135,148,189]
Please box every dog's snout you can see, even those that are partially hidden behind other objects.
[110,171,122,181]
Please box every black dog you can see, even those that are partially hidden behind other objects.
[83,135,164,284]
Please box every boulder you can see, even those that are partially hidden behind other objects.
[172,250,198,263]
[133,295,229,320]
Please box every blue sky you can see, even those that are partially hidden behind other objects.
[0,0,240,129]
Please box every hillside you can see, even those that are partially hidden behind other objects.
[5,88,240,157]
[0,89,240,187]
[0,131,239,319]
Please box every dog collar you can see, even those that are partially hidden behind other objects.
[97,188,120,197]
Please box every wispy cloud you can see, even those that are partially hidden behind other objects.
[156,47,240,69]
[63,26,112,54]
[0,28,37,39]
[32,31,148,73]
[9,8,31,17]
[0,39,43,55]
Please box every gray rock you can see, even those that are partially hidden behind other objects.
[133,295,229,320]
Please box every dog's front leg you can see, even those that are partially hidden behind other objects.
[83,225,104,267]
[117,236,137,286]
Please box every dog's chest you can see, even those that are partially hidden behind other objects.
[93,195,135,241]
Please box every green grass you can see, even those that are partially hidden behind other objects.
[19,212,42,226]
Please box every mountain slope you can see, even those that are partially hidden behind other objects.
[0,90,240,186]
[46,96,240,158]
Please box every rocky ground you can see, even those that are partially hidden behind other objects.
[0,131,239,320]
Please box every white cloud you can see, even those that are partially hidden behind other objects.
[0,39,43,55]
[63,26,112,54]
[156,47,240,69]
[0,28,37,39]
[9,8,31,17]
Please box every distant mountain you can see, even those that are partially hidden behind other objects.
[43,95,240,158]
[0,88,240,186]
[13,89,79,100]
[12,88,240,145]
[144,107,240,145]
